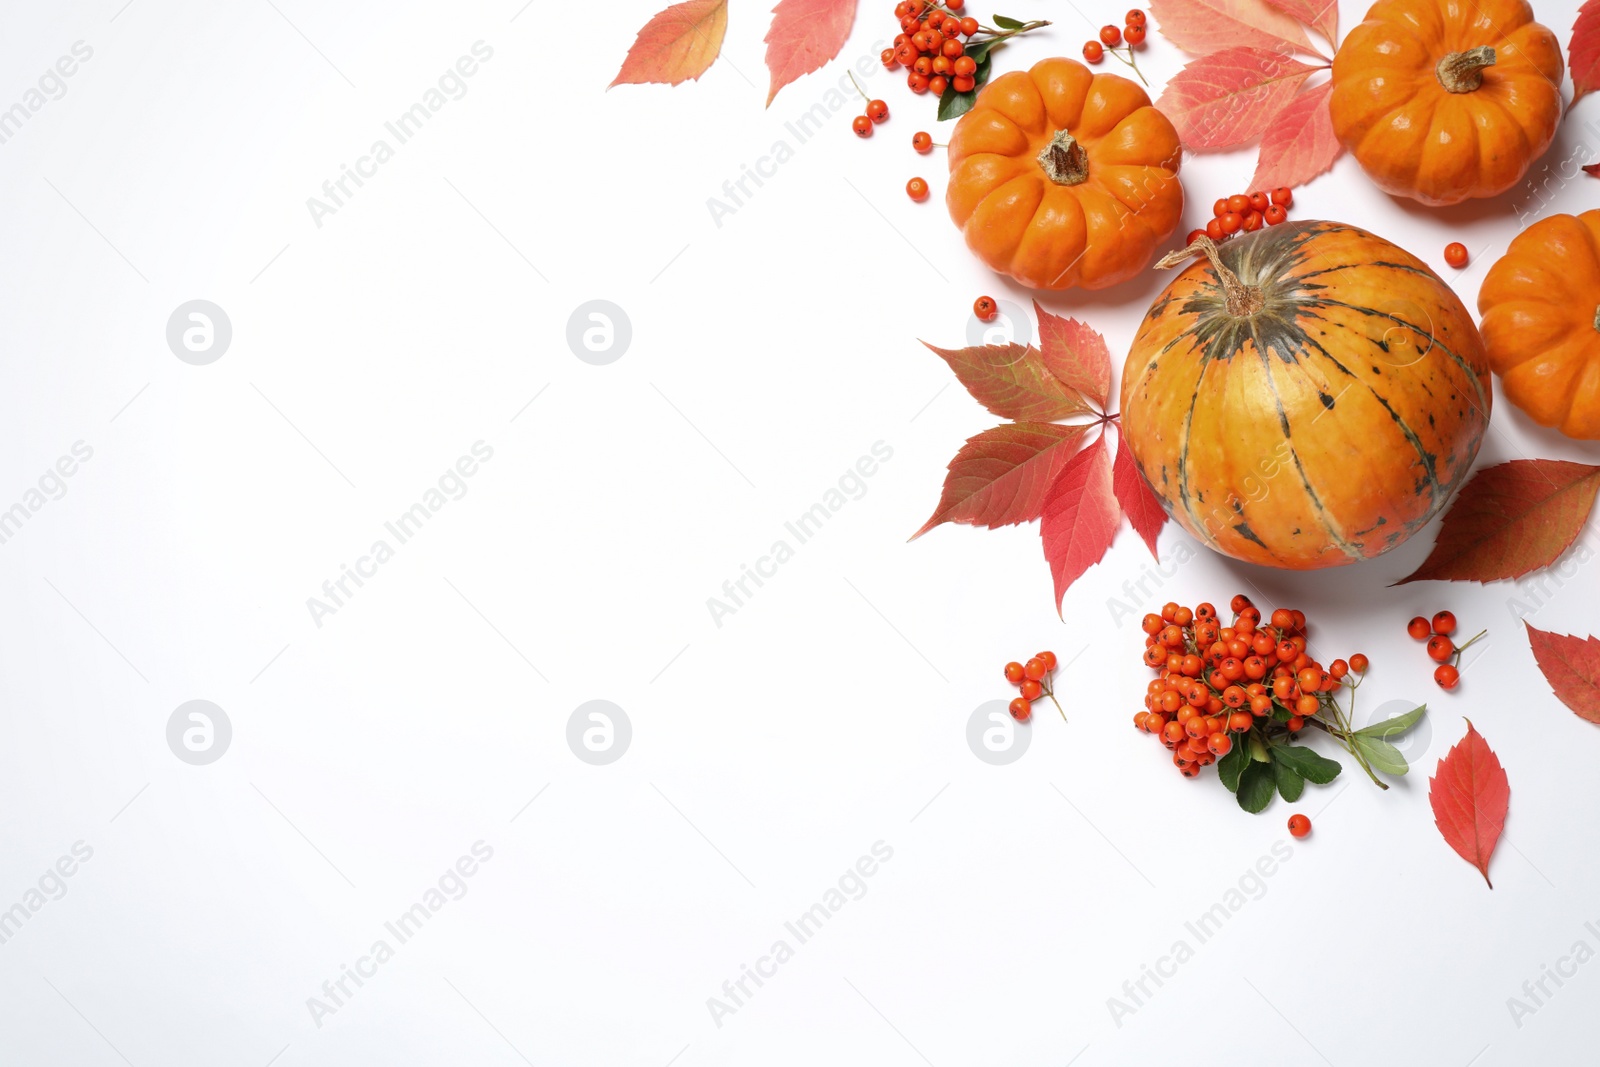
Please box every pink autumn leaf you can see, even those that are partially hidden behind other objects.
[1041,434,1121,613]
[1262,0,1338,48]
[1250,79,1343,190]
[1033,301,1112,409]
[611,0,730,87]
[764,0,856,106]
[1157,47,1323,149]
[1112,430,1167,559]
[1149,0,1313,57]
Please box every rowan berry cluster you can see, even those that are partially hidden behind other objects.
[1132,595,1367,778]
[1406,610,1485,689]
[882,0,985,97]
[1003,650,1063,722]
[1082,10,1148,75]
[1185,188,1293,246]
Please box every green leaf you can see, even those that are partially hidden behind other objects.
[1274,759,1306,802]
[1237,760,1277,813]
[992,14,1025,29]
[1249,734,1271,762]
[963,36,1006,61]
[1271,744,1342,785]
[1354,704,1427,740]
[1218,737,1250,792]
[1353,734,1410,776]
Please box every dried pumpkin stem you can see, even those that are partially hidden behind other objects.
[1436,46,1496,93]
[1593,304,1600,333]
[1154,235,1264,317]
[1037,129,1089,186]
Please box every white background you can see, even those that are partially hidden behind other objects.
[2,0,1598,1064]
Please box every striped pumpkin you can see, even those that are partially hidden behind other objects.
[1120,221,1491,570]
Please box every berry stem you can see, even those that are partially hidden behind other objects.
[847,70,871,104]
[1105,44,1149,86]
[1451,629,1488,664]
[1042,670,1066,721]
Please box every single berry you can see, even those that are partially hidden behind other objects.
[1431,610,1457,636]
[1288,813,1311,838]
[947,0,965,9]
[1242,210,1263,232]
[912,130,933,153]
[1444,242,1469,268]
[1264,204,1288,226]
[952,74,975,92]
[1020,679,1043,700]
[974,295,998,321]
[1349,653,1369,673]
[1208,733,1232,756]
[1083,40,1105,62]
[1024,657,1047,681]
[953,55,977,75]
[1100,24,1122,45]
[928,75,949,95]
[1329,658,1348,679]
[881,48,899,69]
[959,15,980,35]
[1287,715,1306,732]
[1426,634,1455,662]
[867,99,889,123]
[1407,616,1431,640]
[1227,193,1251,214]
[908,72,930,93]
[1271,187,1293,206]
[1219,212,1244,235]
[1205,218,1224,240]
[906,176,929,200]
[1009,697,1032,721]
[942,38,965,57]
[1249,191,1271,213]
[1213,198,1230,217]
[1271,608,1294,630]
[1124,23,1146,44]
[1434,663,1461,690]
[1127,8,1147,25]
[1186,228,1207,245]
[1038,650,1058,670]
[852,115,873,137]
[1004,661,1025,684]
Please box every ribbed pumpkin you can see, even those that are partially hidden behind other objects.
[1478,210,1600,438]
[1120,222,1491,570]
[1329,0,1562,206]
[946,57,1183,290]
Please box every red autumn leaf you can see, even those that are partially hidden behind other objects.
[1156,48,1323,149]
[924,342,1094,422]
[611,0,730,87]
[1250,80,1342,190]
[763,0,856,106]
[1524,623,1600,724]
[1584,161,1600,177]
[1262,0,1337,48]
[1033,301,1112,409]
[1041,433,1121,612]
[1571,0,1600,107]
[1112,429,1167,558]
[1429,720,1510,888]
[912,423,1094,539]
[1397,460,1600,584]
[1149,0,1312,57]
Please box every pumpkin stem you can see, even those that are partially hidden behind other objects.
[1436,46,1496,93]
[1154,235,1264,317]
[1593,304,1600,333]
[1037,129,1089,186]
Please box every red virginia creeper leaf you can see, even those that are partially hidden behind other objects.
[1571,0,1600,107]
[610,0,729,87]
[1033,301,1111,409]
[1112,430,1167,559]
[1429,720,1510,888]
[1149,0,1312,57]
[912,423,1093,539]
[1585,161,1600,177]
[1041,434,1121,613]
[1262,0,1337,47]
[923,342,1093,422]
[1397,460,1600,584]
[1250,80,1342,190]
[1156,48,1322,149]
[1524,622,1600,724]
[763,0,856,106]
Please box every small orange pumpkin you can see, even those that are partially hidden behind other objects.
[946,57,1182,290]
[1478,210,1600,438]
[1121,222,1491,570]
[1329,0,1563,206]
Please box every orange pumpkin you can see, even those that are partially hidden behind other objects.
[946,57,1182,290]
[1120,222,1491,570]
[1478,210,1600,438]
[1329,0,1562,206]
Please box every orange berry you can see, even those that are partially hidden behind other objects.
[1288,813,1311,838]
